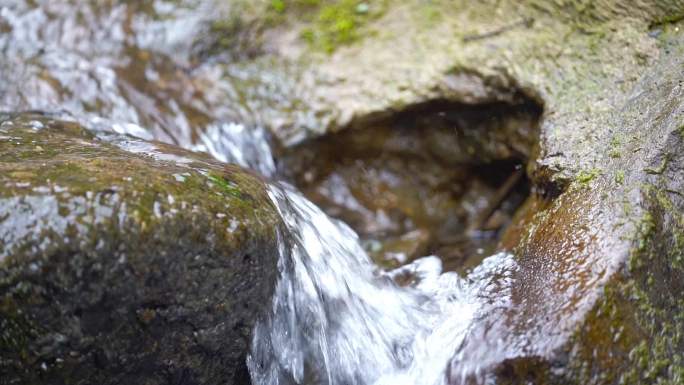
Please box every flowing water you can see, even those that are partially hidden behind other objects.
[1,1,526,384]
[249,183,518,385]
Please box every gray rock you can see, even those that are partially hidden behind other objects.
[0,113,281,385]
[206,1,684,383]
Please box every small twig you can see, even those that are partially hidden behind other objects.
[469,168,525,232]
[462,18,534,43]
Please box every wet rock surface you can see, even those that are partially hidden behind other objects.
[210,1,684,383]
[1,0,684,384]
[446,24,684,385]
[0,114,280,385]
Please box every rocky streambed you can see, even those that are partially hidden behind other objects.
[1,1,684,384]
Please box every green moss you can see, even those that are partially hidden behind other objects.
[0,115,283,385]
[608,135,623,158]
[615,170,625,184]
[651,188,684,270]
[207,9,252,54]
[502,188,683,384]
[0,114,278,240]
[208,173,246,199]
[0,299,43,355]
[206,0,388,55]
[271,0,322,11]
[271,0,286,13]
[41,162,92,187]
[299,0,387,53]
[644,154,670,175]
[652,11,684,27]
[576,168,601,184]
[614,186,684,384]
[674,229,684,270]
[637,214,656,252]
[571,188,684,383]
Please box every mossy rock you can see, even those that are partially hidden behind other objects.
[206,3,684,382]
[205,1,684,382]
[0,113,281,385]
[448,23,684,383]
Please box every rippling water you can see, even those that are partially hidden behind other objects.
[0,0,279,150]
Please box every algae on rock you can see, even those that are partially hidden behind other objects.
[204,1,684,383]
[0,113,281,385]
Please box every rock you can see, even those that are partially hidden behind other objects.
[447,24,684,384]
[207,1,684,383]
[0,113,281,385]
[207,0,681,183]
[1,0,683,383]
[465,26,682,385]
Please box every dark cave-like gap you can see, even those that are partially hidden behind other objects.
[279,97,543,274]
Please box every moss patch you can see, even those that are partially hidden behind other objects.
[576,168,601,185]
[567,184,684,385]
[299,0,387,53]
[210,0,388,55]
[644,154,671,175]
[0,113,279,256]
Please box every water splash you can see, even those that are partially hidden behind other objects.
[190,122,276,178]
[249,183,518,385]
[87,116,277,178]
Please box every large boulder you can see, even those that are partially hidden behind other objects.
[0,113,281,385]
[204,1,684,383]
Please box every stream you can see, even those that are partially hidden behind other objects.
[250,183,518,385]
[1,1,529,384]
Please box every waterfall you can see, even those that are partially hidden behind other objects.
[248,183,517,385]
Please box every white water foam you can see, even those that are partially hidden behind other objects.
[248,184,517,385]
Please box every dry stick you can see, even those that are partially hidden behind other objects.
[462,18,534,42]
[469,168,525,232]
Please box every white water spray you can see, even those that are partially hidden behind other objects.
[248,184,518,385]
